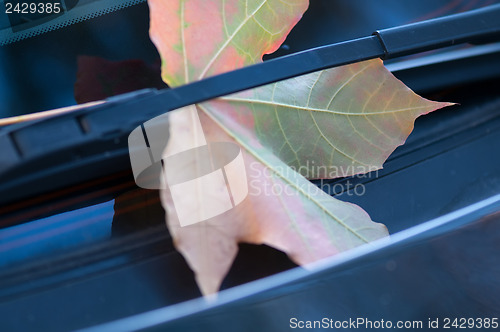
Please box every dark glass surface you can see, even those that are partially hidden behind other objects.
[0,1,499,331]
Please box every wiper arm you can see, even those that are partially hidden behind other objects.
[155,3,500,111]
[0,4,499,207]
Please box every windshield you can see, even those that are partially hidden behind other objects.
[1,2,500,330]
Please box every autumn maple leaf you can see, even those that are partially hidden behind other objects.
[148,0,452,295]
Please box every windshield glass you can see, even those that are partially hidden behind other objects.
[1,0,499,269]
[1,1,500,330]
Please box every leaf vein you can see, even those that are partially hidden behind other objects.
[198,0,270,80]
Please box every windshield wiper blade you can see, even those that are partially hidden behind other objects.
[0,4,499,208]
[164,3,500,111]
